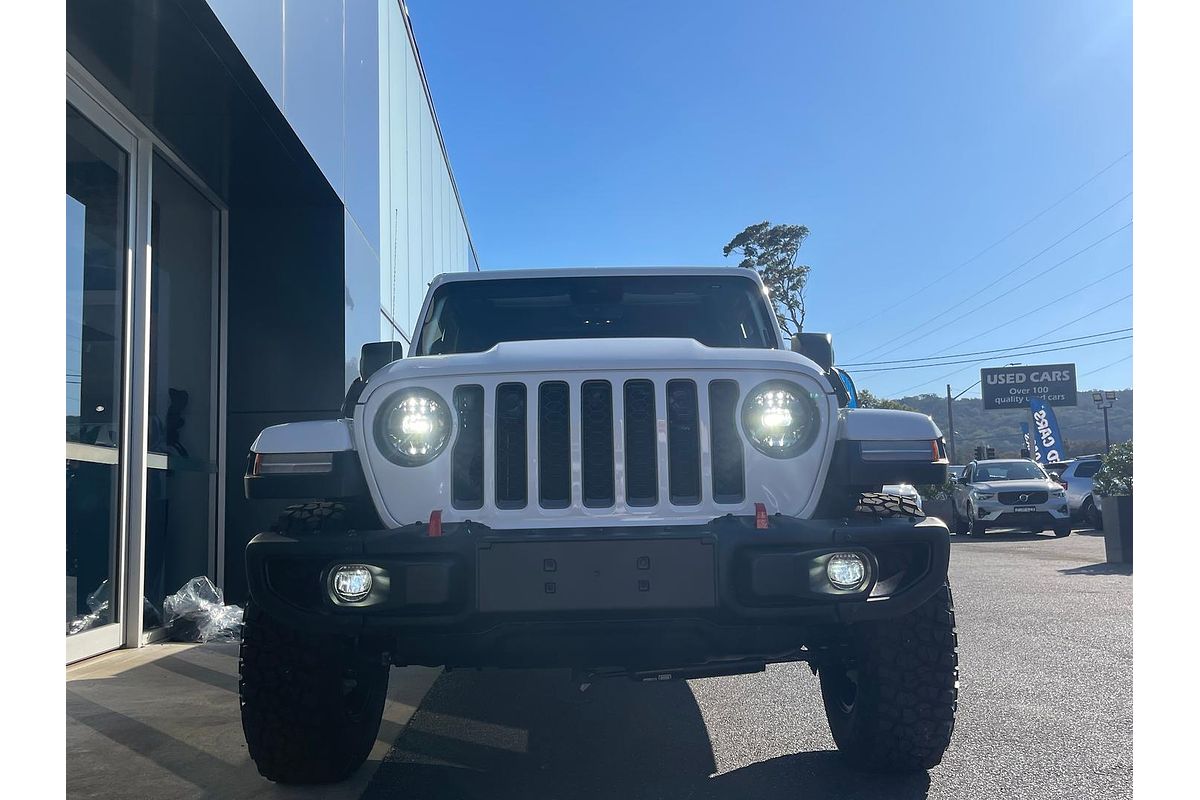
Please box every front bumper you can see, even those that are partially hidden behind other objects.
[246,514,949,669]
[975,499,1069,526]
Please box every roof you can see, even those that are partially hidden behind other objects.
[427,265,768,290]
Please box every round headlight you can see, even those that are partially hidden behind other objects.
[741,380,820,458]
[375,388,451,466]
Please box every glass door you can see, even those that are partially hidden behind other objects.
[142,154,222,631]
[66,100,135,661]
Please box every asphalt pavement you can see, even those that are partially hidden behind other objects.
[364,527,1132,800]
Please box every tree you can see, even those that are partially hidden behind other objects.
[856,388,918,412]
[722,221,811,336]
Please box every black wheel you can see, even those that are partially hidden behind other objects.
[1052,523,1072,538]
[819,582,959,772]
[856,492,924,518]
[951,503,969,536]
[271,500,377,536]
[1082,497,1103,530]
[239,603,389,784]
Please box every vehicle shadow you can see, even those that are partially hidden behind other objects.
[949,531,1058,544]
[1059,562,1132,576]
[363,668,930,800]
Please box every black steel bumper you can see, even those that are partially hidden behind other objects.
[245,514,950,669]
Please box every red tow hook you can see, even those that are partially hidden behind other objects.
[428,509,443,537]
[755,503,769,530]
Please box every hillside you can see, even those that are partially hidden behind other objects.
[870,388,1133,460]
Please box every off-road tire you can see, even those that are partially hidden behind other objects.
[819,582,959,773]
[1052,523,1072,538]
[239,603,389,784]
[856,492,924,518]
[271,501,373,536]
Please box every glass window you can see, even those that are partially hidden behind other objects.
[66,103,129,634]
[1074,461,1101,478]
[142,154,221,629]
[416,275,779,355]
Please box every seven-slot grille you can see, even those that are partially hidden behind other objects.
[449,378,747,511]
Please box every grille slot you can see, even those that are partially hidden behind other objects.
[666,379,702,505]
[999,490,1047,505]
[451,385,484,509]
[623,380,658,507]
[538,381,572,508]
[580,380,615,507]
[708,380,744,504]
[494,383,527,509]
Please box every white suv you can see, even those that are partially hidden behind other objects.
[950,458,1071,537]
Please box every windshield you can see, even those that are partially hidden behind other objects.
[974,461,1049,482]
[415,274,779,355]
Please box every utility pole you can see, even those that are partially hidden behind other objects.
[945,362,1021,464]
[946,384,956,464]
[1092,390,1116,452]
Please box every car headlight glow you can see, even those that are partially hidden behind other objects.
[374,388,451,466]
[741,380,820,458]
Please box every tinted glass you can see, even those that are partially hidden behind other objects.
[67,104,126,446]
[974,461,1048,481]
[417,275,777,355]
[1074,461,1101,478]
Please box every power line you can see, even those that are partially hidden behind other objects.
[836,150,1131,336]
[1015,293,1134,347]
[857,220,1131,362]
[841,328,1131,367]
[1084,353,1133,382]
[882,294,1133,396]
[848,192,1132,361]
[922,263,1131,357]
[852,335,1130,375]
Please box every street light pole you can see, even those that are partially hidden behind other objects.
[946,384,956,464]
[1092,390,1116,452]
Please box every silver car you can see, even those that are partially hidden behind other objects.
[950,458,1071,537]
[1045,457,1104,529]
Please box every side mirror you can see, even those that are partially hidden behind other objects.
[792,332,835,373]
[359,340,404,382]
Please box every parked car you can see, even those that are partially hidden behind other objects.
[950,458,1071,537]
[237,266,957,783]
[1048,457,1104,528]
[882,483,923,513]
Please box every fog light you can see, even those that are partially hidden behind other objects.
[827,553,867,590]
[331,565,373,602]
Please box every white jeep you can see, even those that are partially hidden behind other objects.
[238,266,958,783]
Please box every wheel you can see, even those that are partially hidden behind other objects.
[1082,497,1103,530]
[970,518,987,536]
[239,603,389,784]
[271,500,378,536]
[819,582,959,772]
[950,503,969,536]
[1052,523,1072,538]
[856,492,924,518]
[240,500,390,783]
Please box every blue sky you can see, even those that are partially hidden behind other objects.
[409,0,1132,398]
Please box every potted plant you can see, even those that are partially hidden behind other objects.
[1093,441,1133,563]
[918,478,956,526]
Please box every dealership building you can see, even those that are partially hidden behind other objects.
[66,0,477,661]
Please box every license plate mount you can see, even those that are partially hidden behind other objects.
[1015,505,1036,513]
[477,538,717,613]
